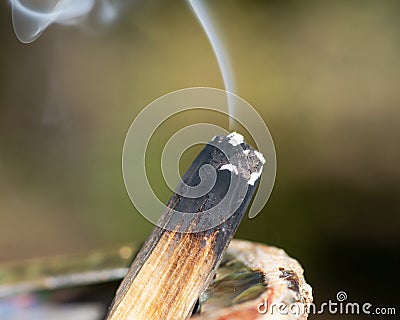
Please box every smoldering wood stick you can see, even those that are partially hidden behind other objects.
[107,133,265,320]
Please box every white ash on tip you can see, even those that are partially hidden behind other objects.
[213,134,265,186]
[241,148,265,186]
[242,149,265,185]
[227,132,244,146]
[248,171,262,186]
[219,163,239,175]
[254,150,266,165]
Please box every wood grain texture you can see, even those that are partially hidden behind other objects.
[107,135,264,320]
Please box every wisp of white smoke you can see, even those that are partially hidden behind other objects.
[10,0,124,43]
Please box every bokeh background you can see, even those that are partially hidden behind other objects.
[0,0,399,319]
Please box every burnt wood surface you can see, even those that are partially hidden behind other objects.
[107,135,264,320]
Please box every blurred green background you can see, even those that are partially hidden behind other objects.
[0,0,399,318]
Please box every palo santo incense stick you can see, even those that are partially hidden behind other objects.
[107,133,265,320]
